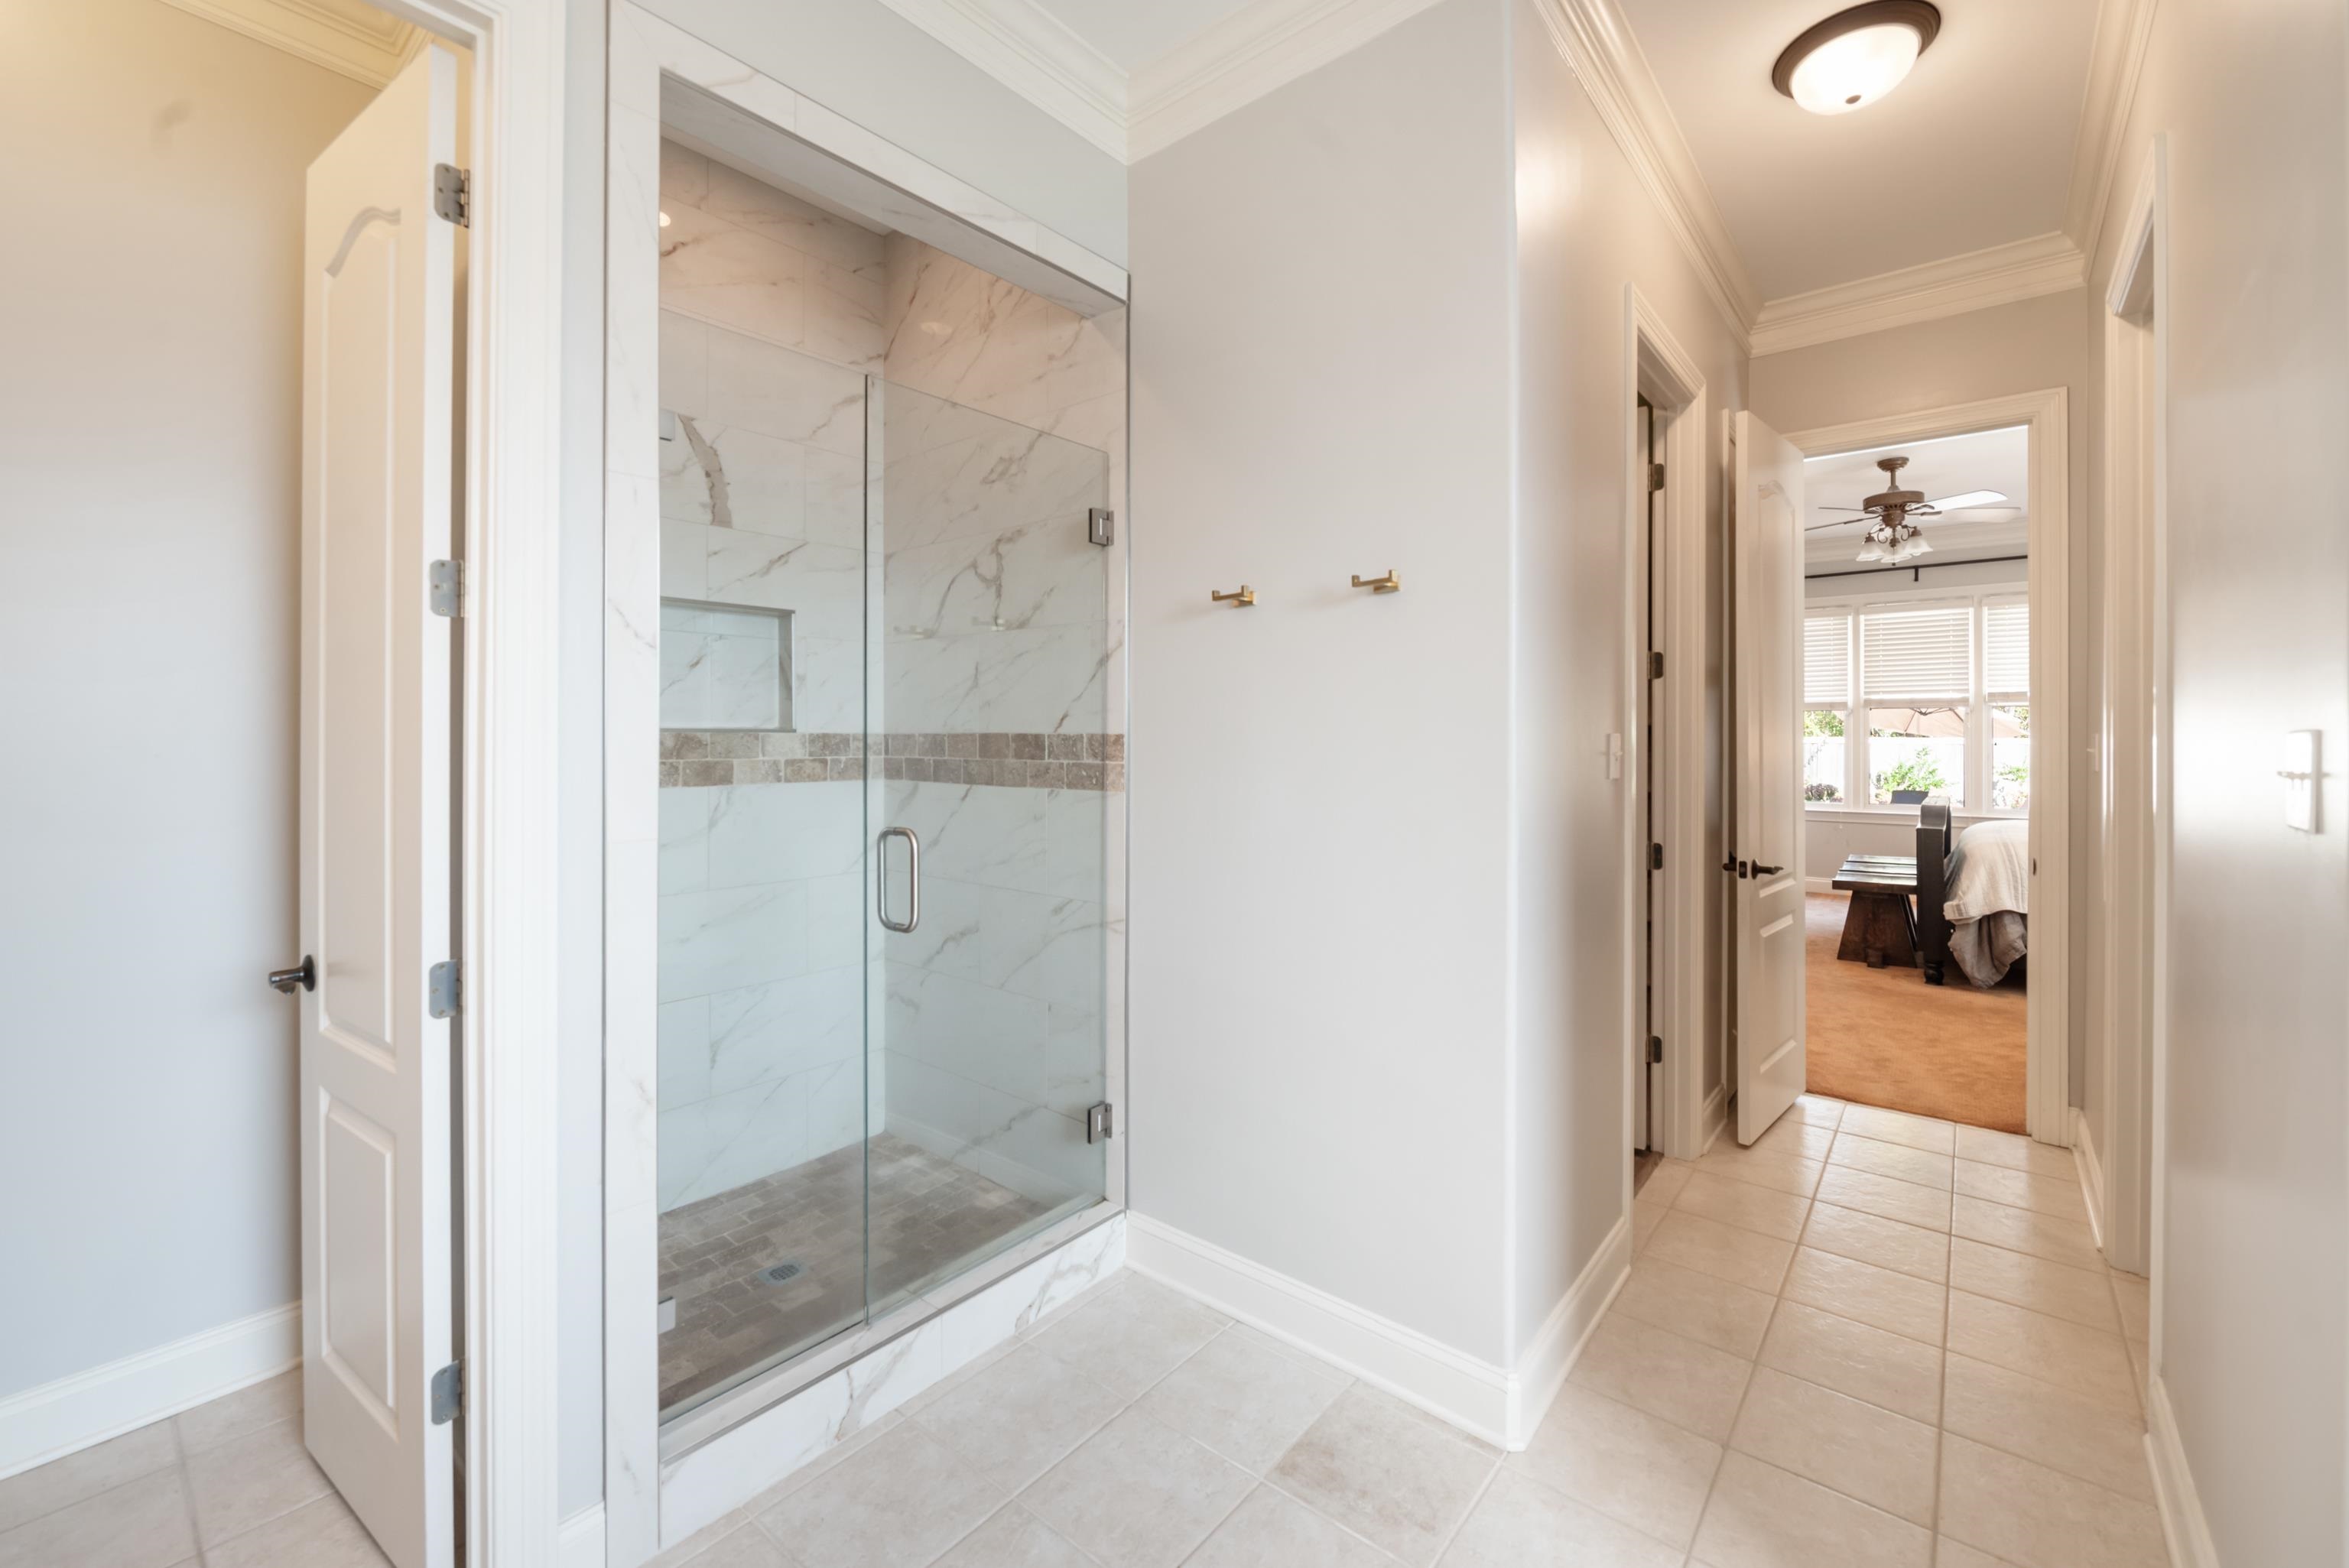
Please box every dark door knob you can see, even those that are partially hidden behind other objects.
[268,957,316,995]
[1751,863,1785,876]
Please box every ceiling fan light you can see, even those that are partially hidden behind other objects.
[1774,2,1940,116]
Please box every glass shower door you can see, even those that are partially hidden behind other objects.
[864,378,1115,1318]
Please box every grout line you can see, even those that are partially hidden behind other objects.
[1422,1459,1502,1564]
[170,1417,206,1568]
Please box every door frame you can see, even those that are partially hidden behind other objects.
[2097,140,2169,1281]
[1620,288,1715,1164]
[1780,388,2074,1145]
[599,11,1132,1561]
[356,0,570,1562]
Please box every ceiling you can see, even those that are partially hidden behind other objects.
[1027,0,1259,72]
[1615,0,2101,300]
[1803,424,2027,570]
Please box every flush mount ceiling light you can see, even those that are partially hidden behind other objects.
[1772,1,1941,115]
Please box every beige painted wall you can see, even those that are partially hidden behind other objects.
[1130,0,1519,1363]
[1129,0,1748,1374]
[1751,289,2100,1124]
[2083,0,2348,1557]
[0,1,373,1398]
[1509,0,1746,1346]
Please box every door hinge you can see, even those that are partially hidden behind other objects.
[429,1360,463,1425]
[433,163,470,226]
[1649,842,1664,872]
[1648,1035,1663,1065]
[1649,650,1664,679]
[1087,508,1116,547]
[427,960,461,1020]
[1085,1102,1114,1144]
[429,558,463,618]
[1647,463,1665,493]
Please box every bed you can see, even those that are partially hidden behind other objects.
[1915,800,2029,989]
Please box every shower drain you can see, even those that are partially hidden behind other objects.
[757,1261,806,1286]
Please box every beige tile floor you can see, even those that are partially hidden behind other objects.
[651,1093,2165,1568]
[0,1368,388,1568]
[5,1093,2165,1568]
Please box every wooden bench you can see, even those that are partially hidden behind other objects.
[1831,854,1920,969]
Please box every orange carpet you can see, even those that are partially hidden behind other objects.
[1805,892,2027,1133]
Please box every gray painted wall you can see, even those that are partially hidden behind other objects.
[0,2,372,1398]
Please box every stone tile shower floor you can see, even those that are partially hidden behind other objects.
[660,1134,1055,1412]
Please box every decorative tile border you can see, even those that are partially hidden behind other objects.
[659,730,1125,790]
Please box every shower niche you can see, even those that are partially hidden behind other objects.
[643,134,1128,1427]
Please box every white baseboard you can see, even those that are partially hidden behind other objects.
[1506,1215,1632,1445]
[2145,1372,2220,1568]
[1701,1085,1728,1154]
[1126,1215,1511,1446]
[0,1303,300,1481]
[557,1503,606,1568]
[1127,1213,1630,1450]
[1805,875,1837,894]
[2070,1105,2109,1253]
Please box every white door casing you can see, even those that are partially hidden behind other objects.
[1733,411,1807,1145]
[298,42,460,1568]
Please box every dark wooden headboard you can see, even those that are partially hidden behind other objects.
[1915,796,1955,985]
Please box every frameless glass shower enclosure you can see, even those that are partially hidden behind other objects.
[651,222,1120,1422]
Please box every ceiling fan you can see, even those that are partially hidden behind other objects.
[1805,454,2012,563]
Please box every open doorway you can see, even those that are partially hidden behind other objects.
[1737,391,2073,1151]
[1798,425,2035,1131]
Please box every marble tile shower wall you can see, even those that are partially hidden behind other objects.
[655,143,885,1211]
[653,144,1128,1216]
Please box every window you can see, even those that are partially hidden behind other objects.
[1801,591,2028,816]
[1802,613,1852,803]
[1862,605,1970,806]
[1985,599,2030,809]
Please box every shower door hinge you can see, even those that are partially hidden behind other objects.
[429,559,463,618]
[427,960,461,1020]
[1648,463,1665,493]
[1649,842,1664,872]
[1648,1035,1663,1065]
[1087,508,1116,547]
[433,163,470,227]
[429,1360,463,1424]
[1085,1102,1114,1144]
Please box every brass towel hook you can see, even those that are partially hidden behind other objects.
[1210,585,1256,607]
[1350,570,1401,594]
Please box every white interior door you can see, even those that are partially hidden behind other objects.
[1733,411,1806,1144]
[297,42,460,1568]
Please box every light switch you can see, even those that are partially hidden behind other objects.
[2281,730,2320,832]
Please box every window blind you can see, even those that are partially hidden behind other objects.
[1804,614,1850,706]
[1984,600,2030,696]
[1861,605,1971,701]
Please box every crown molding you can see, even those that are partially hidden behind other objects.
[153,0,417,87]
[2064,0,2159,268]
[1529,0,1757,351]
[1127,0,1453,161]
[1749,231,2088,357]
[872,0,1129,159]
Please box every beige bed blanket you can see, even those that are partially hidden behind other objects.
[1945,819,2029,988]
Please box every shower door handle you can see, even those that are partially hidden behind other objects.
[877,826,921,933]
